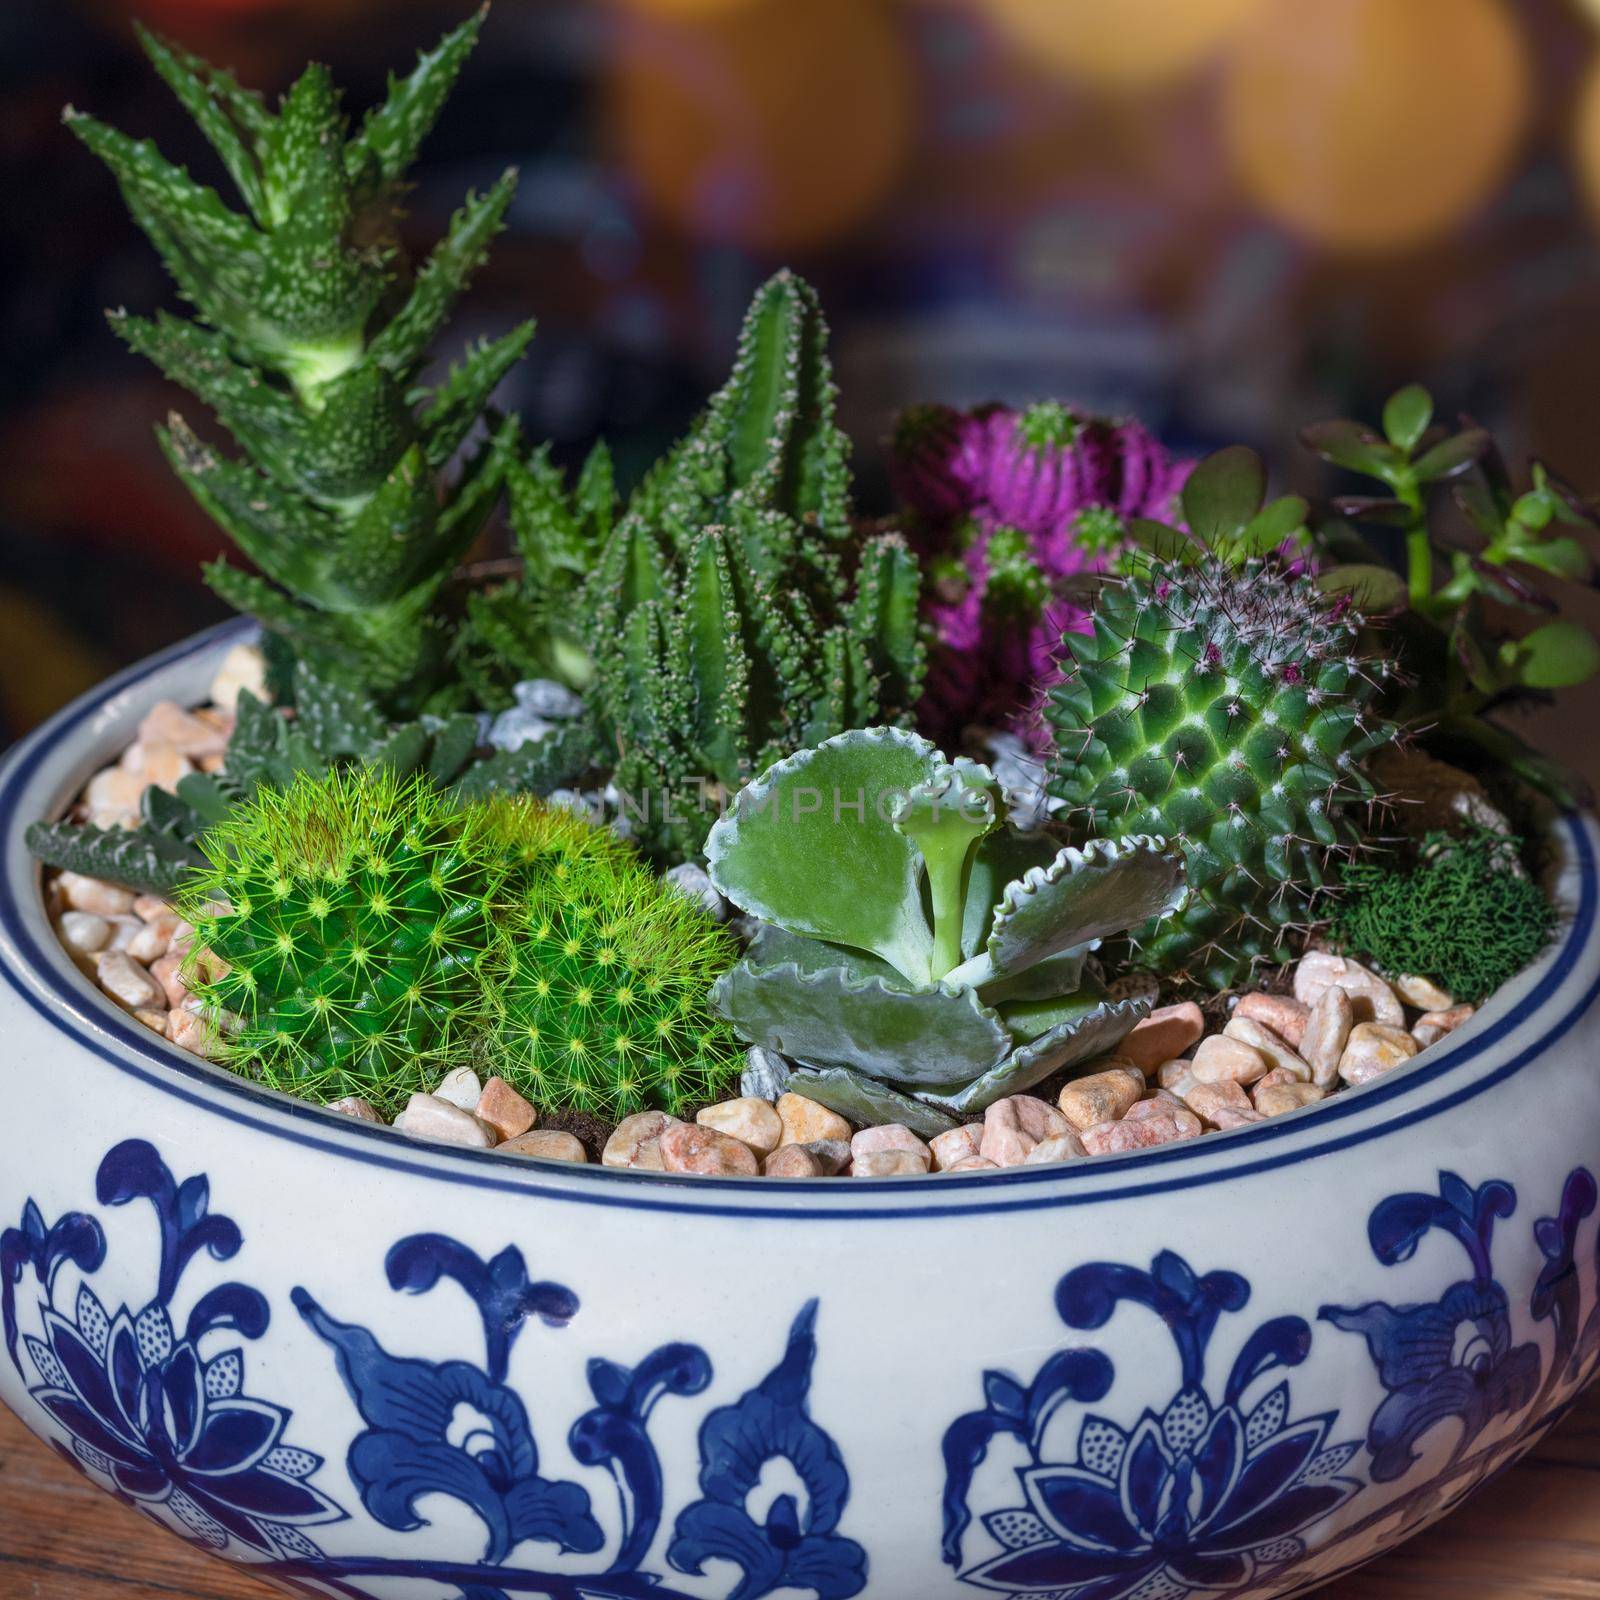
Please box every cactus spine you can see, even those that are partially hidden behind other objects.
[1043,557,1398,987]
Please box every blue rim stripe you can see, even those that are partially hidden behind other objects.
[1,621,1595,1220]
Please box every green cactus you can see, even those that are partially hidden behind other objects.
[705,728,1186,1134]
[179,766,506,1109]
[1043,551,1400,989]
[583,271,925,861]
[68,13,528,709]
[484,854,742,1119]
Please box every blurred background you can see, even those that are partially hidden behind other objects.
[5,0,1600,745]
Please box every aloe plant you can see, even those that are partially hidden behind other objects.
[703,728,1184,1134]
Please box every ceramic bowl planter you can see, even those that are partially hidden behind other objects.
[3,624,1600,1600]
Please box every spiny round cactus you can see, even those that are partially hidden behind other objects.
[485,858,741,1119]
[181,766,504,1107]
[1043,556,1399,988]
[472,792,637,887]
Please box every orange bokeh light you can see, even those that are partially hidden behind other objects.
[606,0,914,254]
[1223,0,1530,252]
[982,0,1270,89]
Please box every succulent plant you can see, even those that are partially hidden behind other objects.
[704,728,1185,1135]
[890,399,1192,740]
[1042,529,1400,989]
[484,853,742,1119]
[582,271,924,862]
[68,15,528,710]
[179,766,505,1109]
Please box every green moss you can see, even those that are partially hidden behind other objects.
[1330,828,1556,1005]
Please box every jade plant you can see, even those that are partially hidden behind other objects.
[704,727,1185,1134]
[1042,528,1400,989]
[69,14,529,710]
[582,271,925,862]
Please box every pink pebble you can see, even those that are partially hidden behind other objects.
[1118,1002,1205,1074]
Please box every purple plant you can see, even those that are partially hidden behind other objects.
[890,399,1192,741]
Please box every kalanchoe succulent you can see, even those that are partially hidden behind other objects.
[179,766,506,1109]
[483,853,742,1119]
[1043,543,1400,989]
[1305,385,1600,807]
[704,727,1185,1134]
[582,271,924,862]
[890,398,1192,740]
[68,15,528,710]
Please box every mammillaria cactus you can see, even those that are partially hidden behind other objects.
[180,766,505,1108]
[583,271,924,861]
[890,399,1192,740]
[704,728,1185,1134]
[1042,459,1401,988]
[68,15,528,710]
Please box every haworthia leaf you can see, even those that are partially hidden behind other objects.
[25,820,205,898]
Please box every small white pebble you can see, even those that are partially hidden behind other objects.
[1392,973,1455,1012]
[208,642,267,713]
[397,1092,496,1148]
[58,871,135,917]
[432,1067,483,1112]
[328,1096,383,1123]
[498,1130,588,1164]
[58,911,111,954]
[95,950,163,1012]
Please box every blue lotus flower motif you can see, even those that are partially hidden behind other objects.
[27,1285,342,1553]
[961,1384,1359,1599]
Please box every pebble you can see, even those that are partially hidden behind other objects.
[121,740,195,793]
[764,1143,830,1178]
[851,1124,931,1164]
[150,951,191,1010]
[126,914,179,963]
[1186,1080,1255,1126]
[133,895,172,921]
[1392,973,1455,1011]
[1254,1080,1329,1117]
[602,1111,679,1171]
[1123,1099,1202,1135]
[929,1125,984,1172]
[106,914,146,952]
[945,1156,1002,1173]
[1338,1022,1420,1087]
[1211,1105,1266,1130]
[698,1096,784,1156]
[137,700,231,761]
[328,1096,382,1123]
[1057,1067,1144,1131]
[432,1067,483,1112]
[95,950,164,1012]
[476,1077,537,1141]
[208,643,267,712]
[1300,986,1354,1089]
[1293,952,1404,1028]
[659,1122,761,1176]
[1118,1002,1205,1074]
[165,1008,217,1057]
[740,1045,793,1101]
[1155,1059,1199,1097]
[980,1095,1071,1166]
[134,1007,168,1033]
[59,872,135,918]
[83,766,148,829]
[776,1092,852,1148]
[1025,1131,1087,1164]
[804,1139,853,1176]
[1222,1017,1311,1082]
[1191,1035,1270,1085]
[664,863,729,921]
[498,1130,588,1164]
[1412,1022,1447,1050]
[397,1093,496,1148]
[59,911,112,954]
[1232,992,1310,1048]
[853,1149,930,1177]
[1418,1005,1475,1035]
[1082,1111,1199,1154]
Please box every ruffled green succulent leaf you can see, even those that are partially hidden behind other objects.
[960,827,1060,961]
[912,993,1149,1117]
[26,820,204,898]
[742,923,903,984]
[979,945,1092,1006]
[710,958,1010,1085]
[949,835,1184,990]
[785,1066,959,1139]
[705,726,940,981]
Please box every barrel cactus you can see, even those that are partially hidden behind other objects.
[1042,540,1400,988]
[704,728,1185,1135]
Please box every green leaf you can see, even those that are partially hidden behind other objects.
[419,321,537,470]
[705,727,941,983]
[1382,385,1434,453]
[711,958,1012,1086]
[784,1066,960,1138]
[1505,536,1591,583]
[1511,620,1600,689]
[1316,563,1409,613]
[1125,518,1199,563]
[1237,495,1308,557]
[26,820,205,897]
[1299,420,1403,481]
[1412,429,1490,486]
[1180,446,1266,547]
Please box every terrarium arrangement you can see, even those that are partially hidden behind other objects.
[29,17,1591,1180]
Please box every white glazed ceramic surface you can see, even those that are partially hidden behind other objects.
[3,622,1599,1600]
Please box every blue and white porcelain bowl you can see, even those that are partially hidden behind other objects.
[3,622,1599,1600]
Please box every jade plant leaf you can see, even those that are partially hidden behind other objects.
[706,726,942,981]
[711,959,1011,1086]
[785,1066,960,1139]
[949,835,1184,990]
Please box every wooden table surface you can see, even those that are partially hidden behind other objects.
[1,1378,1597,1600]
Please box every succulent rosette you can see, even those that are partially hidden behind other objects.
[704,727,1185,1135]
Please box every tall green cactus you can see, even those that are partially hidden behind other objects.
[583,271,925,860]
[68,13,528,710]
